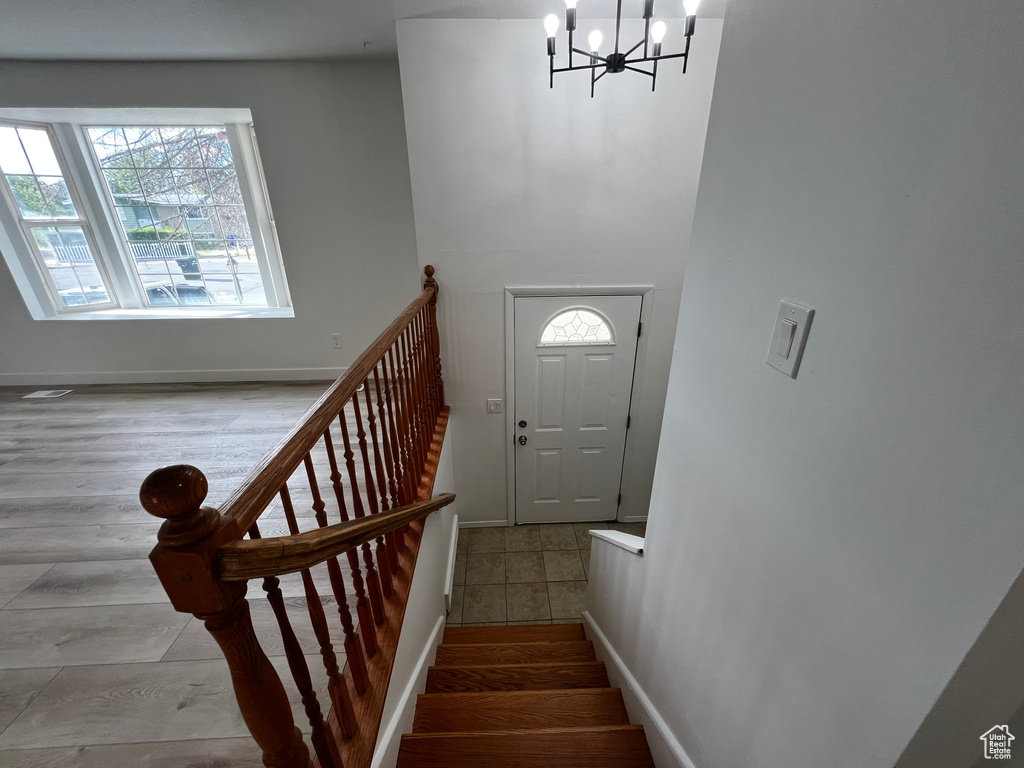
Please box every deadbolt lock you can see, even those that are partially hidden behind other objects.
[518,420,527,428]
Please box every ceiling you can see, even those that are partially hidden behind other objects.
[0,0,727,60]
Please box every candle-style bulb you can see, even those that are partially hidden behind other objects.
[544,13,560,37]
[564,0,578,7]
[588,29,603,52]
[650,20,667,43]
[683,0,700,15]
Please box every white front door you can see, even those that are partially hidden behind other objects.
[513,295,642,524]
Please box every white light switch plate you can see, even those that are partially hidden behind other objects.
[486,398,503,413]
[767,301,814,378]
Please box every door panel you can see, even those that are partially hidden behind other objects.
[580,354,613,429]
[576,448,606,502]
[535,449,563,502]
[514,295,642,524]
[537,355,567,430]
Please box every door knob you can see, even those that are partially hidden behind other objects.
[518,435,527,445]
[518,420,527,428]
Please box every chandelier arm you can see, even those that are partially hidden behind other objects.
[644,18,650,59]
[624,38,645,58]
[623,65,654,78]
[573,47,608,62]
[627,51,689,64]
[552,62,606,73]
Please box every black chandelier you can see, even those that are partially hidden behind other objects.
[544,0,700,96]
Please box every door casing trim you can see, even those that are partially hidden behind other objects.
[504,284,655,528]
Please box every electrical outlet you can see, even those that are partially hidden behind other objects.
[331,334,343,349]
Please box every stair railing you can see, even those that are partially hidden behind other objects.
[140,266,453,768]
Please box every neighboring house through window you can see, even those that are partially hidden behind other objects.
[0,108,291,318]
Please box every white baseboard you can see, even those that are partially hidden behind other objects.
[0,367,345,386]
[621,515,650,523]
[457,519,508,529]
[583,610,699,768]
[370,614,446,768]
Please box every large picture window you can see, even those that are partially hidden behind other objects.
[0,109,291,318]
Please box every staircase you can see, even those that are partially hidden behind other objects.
[397,623,656,767]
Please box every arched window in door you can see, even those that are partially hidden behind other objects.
[539,308,614,345]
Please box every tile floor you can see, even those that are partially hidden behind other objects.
[447,521,646,627]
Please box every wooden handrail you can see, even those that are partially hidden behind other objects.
[217,493,455,581]
[142,266,449,768]
[219,278,438,533]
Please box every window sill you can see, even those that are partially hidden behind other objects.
[39,306,295,320]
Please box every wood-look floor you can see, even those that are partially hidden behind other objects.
[0,381,337,767]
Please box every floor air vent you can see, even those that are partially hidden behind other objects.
[22,390,73,399]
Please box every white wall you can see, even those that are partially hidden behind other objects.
[396,18,722,524]
[587,0,1024,766]
[0,60,421,384]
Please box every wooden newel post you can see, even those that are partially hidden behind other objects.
[141,465,312,768]
[423,264,446,408]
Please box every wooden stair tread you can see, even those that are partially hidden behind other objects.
[403,624,654,766]
[435,640,595,665]
[412,688,629,732]
[426,661,609,693]
[397,724,655,767]
[442,623,585,644]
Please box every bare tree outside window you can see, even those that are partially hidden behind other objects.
[88,126,268,306]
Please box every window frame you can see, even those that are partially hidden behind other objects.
[0,108,292,319]
[0,119,118,314]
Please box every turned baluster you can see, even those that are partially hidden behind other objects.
[424,265,446,411]
[321,429,378,660]
[426,310,441,427]
[370,365,401,575]
[405,323,425,483]
[275,488,360,734]
[263,574,339,768]
[407,313,425,476]
[413,310,433,475]
[395,329,416,480]
[419,307,439,432]
[141,465,311,768]
[392,335,420,541]
[373,365,402,512]
[247,523,339,768]
[353,385,393,601]
[398,327,424,486]
[417,312,434,465]
[384,347,412,552]
[338,407,386,626]
[386,345,415,513]
[362,378,398,589]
